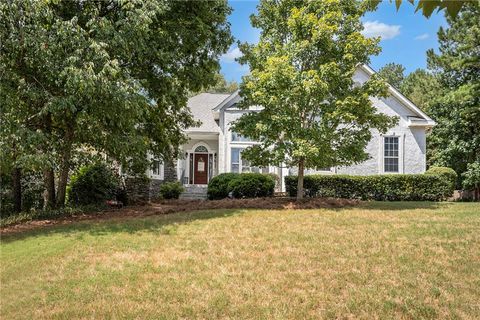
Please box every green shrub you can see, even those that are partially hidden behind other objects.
[285,173,454,201]
[462,162,480,190]
[207,173,275,199]
[159,181,184,199]
[67,163,120,206]
[228,173,275,198]
[425,166,458,192]
[207,173,239,200]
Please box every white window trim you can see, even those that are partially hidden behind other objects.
[184,141,217,185]
[229,147,261,173]
[379,134,405,174]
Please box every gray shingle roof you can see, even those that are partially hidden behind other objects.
[186,93,230,133]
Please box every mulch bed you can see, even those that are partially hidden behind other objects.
[0,197,358,236]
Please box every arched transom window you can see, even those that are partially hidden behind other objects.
[195,145,208,153]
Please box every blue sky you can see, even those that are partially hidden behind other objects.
[220,1,447,83]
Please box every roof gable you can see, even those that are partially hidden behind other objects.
[358,65,435,127]
[186,93,230,133]
[187,65,435,130]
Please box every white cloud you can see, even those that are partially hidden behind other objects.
[221,47,242,63]
[362,20,401,40]
[415,33,429,40]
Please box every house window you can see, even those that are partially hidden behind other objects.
[231,131,253,142]
[231,148,240,173]
[151,159,164,179]
[384,136,399,173]
[195,145,208,153]
[231,148,259,173]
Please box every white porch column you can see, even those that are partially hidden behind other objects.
[218,131,225,174]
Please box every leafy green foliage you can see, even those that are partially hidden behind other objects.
[400,69,442,111]
[285,173,455,201]
[228,173,275,199]
[392,0,468,18]
[0,171,45,217]
[378,63,405,88]
[0,0,233,207]
[425,166,458,190]
[426,3,480,183]
[67,163,120,206]
[194,73,239,95]
[207,173,240,200]
[207,173,275,199]
[159,182,184,200]
[233,0,396,199]
[462,162,480,191]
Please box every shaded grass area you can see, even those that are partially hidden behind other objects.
[1,202,479,319]
[0,204,106,228]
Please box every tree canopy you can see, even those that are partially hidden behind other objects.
[425,2,480,183]
[394,0,469,18]
[192,73,239,96]
[378,62,405,88]
[400,69,442,111]
[233,0,397,199]
[0,0,233,208]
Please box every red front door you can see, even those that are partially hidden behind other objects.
[194,153,208,184]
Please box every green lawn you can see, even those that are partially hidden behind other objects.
[1,202,479,319]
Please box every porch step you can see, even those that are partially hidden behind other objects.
[180,185,208,200]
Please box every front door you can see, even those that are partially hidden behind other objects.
[194,153,208,184]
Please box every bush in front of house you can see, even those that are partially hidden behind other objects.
[207,173,276,199]
[207,173,240,200]
[159,181,184,199]
[285,172,455,201]
[425,166,458,193]
[67,163,120,206]
[228,173,275,198]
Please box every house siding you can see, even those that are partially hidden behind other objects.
[140,66,433,194]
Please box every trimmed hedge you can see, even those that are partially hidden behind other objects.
[207,173,275,200]
[159,181,184,199]
[425,166,458,192]
[228,173,275,198]
[285,172,455,201]
[207,173,239,200]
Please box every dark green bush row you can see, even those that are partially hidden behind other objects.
[207,173,275,200]
[285,171,455,201]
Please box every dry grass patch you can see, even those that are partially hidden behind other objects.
[1,202,479,319]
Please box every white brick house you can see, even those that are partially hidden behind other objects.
[149,65,435,192]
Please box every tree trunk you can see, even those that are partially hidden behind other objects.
[296,157,305,200]
[43,168,56,209]
[56,157,70,207]
[56,128,74,207]
[12,167,22,213]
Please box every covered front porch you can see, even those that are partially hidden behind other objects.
[177,133,220,186]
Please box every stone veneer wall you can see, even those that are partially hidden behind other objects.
[125,160,178,203]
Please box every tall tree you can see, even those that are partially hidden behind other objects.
[205,73,239,94]
[233,0,397,199]
[191,73,239,96]
[400,69,442,111]
[378,62,405,88]
[426,2,480,182]
[0,0,233,207]
[394,0,469,18]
